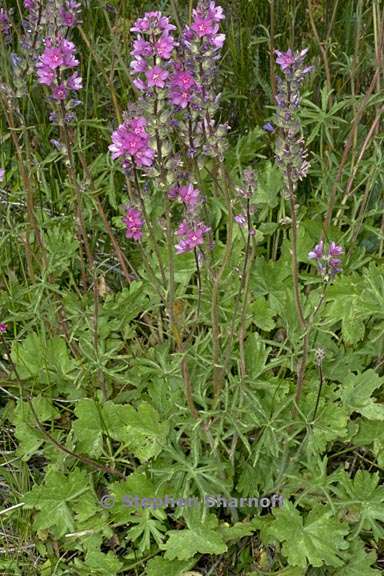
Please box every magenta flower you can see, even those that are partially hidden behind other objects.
[191,15,218,37]
[131,58,147,73]
[67,72,82,91]
[145,66,169,88]
[155,34,175,59]
[187,1,225,48]
[123,207,144,241]
[59,1,81,28]
[328,241,344,257]
[109,116,155,167]
[132,38,153,58]
[40,47,65,69]
[169,70,196,108]
[0,323,7,334]
[131,11,176,34]
[51,84,68,100]
[0,168,5,182]
[175,221,210,254]
[178,184,201,208]
[275,49,296,71]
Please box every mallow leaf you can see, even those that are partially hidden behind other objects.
[266,502,349,568]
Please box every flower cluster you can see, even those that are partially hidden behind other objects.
[59,0,81,28]
[273,48,313,191]
[22,0,81,52]
[123,206,145,241]
[169,66,198,109]
[175,0,227,159]
[233,167,257,234]
[0,168,5,182]
[308,240,344,277]
[186,1,225,48]
[110,3,225,257]
[0,322,7,334]
[109,116,155,169]
[175,221,210,254]
[0,8,11,42]
[36,35,82,123]
[130,11,176,93]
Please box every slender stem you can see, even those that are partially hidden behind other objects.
[211,166,233,400]
[287,176,305,331]
[286,168,308,409]
[181,354,199,420]
[132,166,167,287]
[193,247,202,318]
[77,149,137,283]
[312,362,324,420]
[223,199,254,376]
[60,112,94,286]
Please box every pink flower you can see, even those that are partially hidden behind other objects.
[308,240,324,261]
[328,241,344,257]
[130,58,147,73]
[131,11,176,34]
[178,184,200,208]
[191,15,218,37]
[275,49,296,70]
[210,33,225,48]
[41,47,64,69]
[123,206,144,241]
[169,70,196,108]
[208,1,225,21]
[59,1,81,28]
[36,65,55,85]
[0,168,5,182]
[60,39,79,67]
[145,65,168,88]
[0,323,7,333]
[275,48,309,72]
[175,221,210,254]
[171,71,195,90]
[155,34,175,59]
[67,73,82,91]
[109,117,155,167]
[132,38,153,58]
[51,84,68,100]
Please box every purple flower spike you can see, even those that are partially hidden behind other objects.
[0,323,7,333]
[0,168,5,182]
[308,240,344,278]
